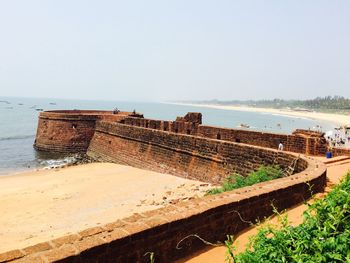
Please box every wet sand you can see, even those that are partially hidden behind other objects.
[178,159,350,262]
[0,163,212,253]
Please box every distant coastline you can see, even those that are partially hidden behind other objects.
[171,103,350,127]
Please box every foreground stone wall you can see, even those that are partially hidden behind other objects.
[87,122,307,184]
[0,156,326,263]
[34,110,137,153]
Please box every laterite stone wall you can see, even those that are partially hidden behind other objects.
[5,110,329,262]
[87,122,307,184]
[0,156,326,263]
[123,116,329,156]
[34,110,136,153]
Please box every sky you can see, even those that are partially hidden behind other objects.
[0,1,349,102]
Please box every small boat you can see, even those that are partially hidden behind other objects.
[49,102,57,105]
[239,123,250,128]
[35,108,44,111]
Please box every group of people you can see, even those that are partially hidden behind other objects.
[326,127,350,148]
[112,108,137,115]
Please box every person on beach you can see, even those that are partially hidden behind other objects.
[278,142,284,151]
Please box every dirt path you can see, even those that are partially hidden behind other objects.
[178,158,350,263]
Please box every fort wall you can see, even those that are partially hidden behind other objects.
[330,147,350,157]
[122,116,329,156]
[87,122,307,183]
[11,110,333,262]
[122,116,200,135]
[34,110,139,153]
[1,156,326,262]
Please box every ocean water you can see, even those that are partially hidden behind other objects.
[0,97,335,175]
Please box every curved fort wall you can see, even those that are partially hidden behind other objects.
[1,155,326,262]
[34,110,140,153]
[5,110,330,262]
[122,116,329,156]
[87,121,308,183]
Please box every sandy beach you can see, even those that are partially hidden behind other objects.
[173,103,350,127]
[0,163,212,253]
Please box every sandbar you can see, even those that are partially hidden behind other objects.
[0,163,212,253]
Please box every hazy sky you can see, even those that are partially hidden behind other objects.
[0,1,349,101]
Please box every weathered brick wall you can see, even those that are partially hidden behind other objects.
[87,122,307,184]
[122,117,329,156]
[34,110,330,156]
[123,117,199,135]
[197,125,297,151]
[0,157,326,263]
[8,110,329,262]
[331,147,350,157]
[34,111,135,153]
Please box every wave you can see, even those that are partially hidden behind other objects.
[39,156,78,170]
[0,134,35,142]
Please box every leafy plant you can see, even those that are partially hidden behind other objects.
[143,252,155,263]
[224,235,236,263]
[207,165,283,195]
[233,172,350,262]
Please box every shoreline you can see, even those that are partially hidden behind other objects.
[171,103,349,127]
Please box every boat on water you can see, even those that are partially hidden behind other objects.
[239,123,250,128]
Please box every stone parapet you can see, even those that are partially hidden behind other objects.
[0,156,326,262]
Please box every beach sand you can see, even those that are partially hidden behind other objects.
[174,103,350,126]
[0,163,212,253]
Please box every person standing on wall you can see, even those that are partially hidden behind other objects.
[278,142,284,151]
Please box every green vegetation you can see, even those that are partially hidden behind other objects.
[144,252,155,263]
[207,165,283,195]
[228,172,350,262]
[183,95,350,113]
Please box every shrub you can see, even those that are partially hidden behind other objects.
[207,165,283,195]
[233,172,350,262]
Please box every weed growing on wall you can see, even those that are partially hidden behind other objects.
[207,165,283,195]
[230,172,350,262]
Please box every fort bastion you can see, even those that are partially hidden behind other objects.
[0,110,332,262]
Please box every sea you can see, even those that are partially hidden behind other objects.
[0,96,335,176]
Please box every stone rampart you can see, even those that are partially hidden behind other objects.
[34,110,330,157]
[331,147,350,157]
[87,122,307,183]
[122,116,329,156]
[122,116,199,135]
[34,110,137,153]
[0,156,326,262]
[17,109,332,262]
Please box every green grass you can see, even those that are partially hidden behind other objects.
[229,171,350,263]
[207,165,283,195]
